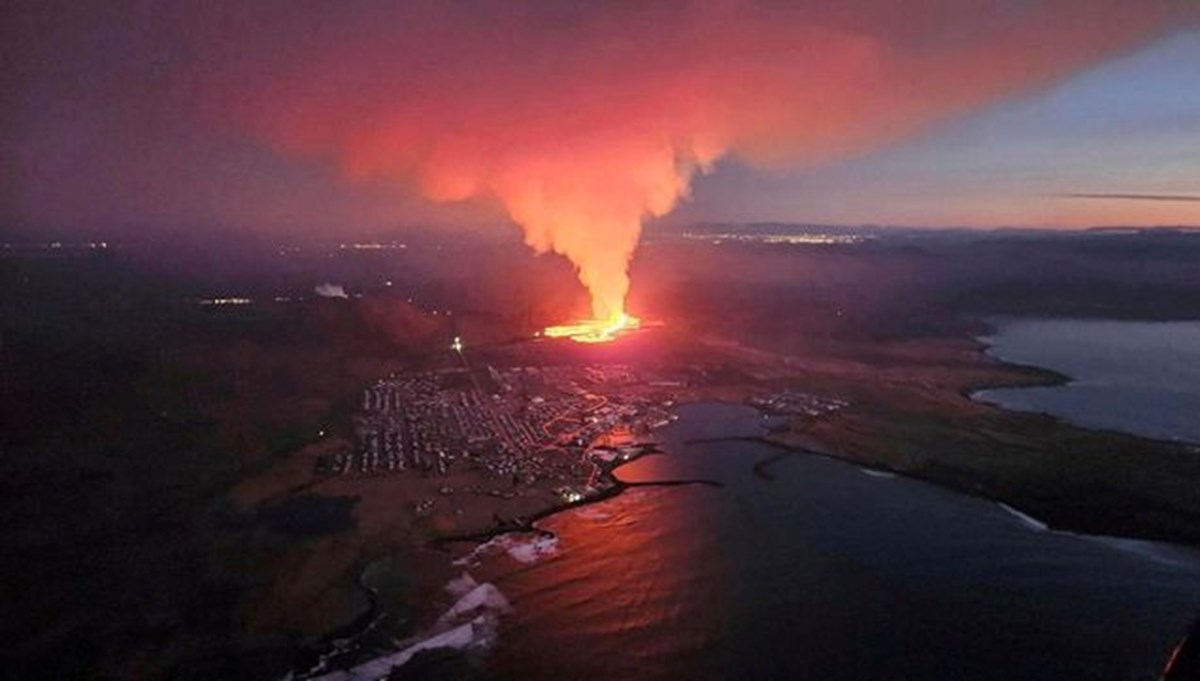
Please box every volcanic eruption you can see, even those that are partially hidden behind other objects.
[190,1,1195,342]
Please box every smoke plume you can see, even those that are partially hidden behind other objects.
[193,1,1194,319]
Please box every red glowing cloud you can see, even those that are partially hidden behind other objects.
[192,1,1196,318]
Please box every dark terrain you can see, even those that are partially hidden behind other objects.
[2,224,1199,678]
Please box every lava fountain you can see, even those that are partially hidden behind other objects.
[195,1,1195,349]
[543,311,642,344]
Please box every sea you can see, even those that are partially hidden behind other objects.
[974,318,1200,444]
[432,402,1200,681]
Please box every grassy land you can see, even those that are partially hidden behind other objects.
[745,335,1200,545]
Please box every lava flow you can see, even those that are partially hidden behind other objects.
[543,312,642,344]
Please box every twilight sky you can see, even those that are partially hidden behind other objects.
[5,0,1199,245]
[674,28,1200,228]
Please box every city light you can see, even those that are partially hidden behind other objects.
[337,242,408,250]
[681,231,869,245]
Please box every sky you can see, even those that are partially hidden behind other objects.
[674,28,1200,228]
[5,0,1199,243]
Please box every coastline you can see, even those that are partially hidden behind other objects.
[688,411,1200,576]
[293,384,1200,679]
[291,438,724,678]
[693,428,1200,572]
[277,325,1200,679]
[968,319,1200,447]
[754,330,1200,547]
[338,391,1200,680]
[752,427,1200,548]
[961,319,1073,396]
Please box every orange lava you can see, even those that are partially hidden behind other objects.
[543,312,641,344]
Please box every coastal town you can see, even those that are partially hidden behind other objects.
[320,363,681,509]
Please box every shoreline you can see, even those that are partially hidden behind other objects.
[968,327,1200,448]
[431,443,722,549]
[292,439,723,678]
[679,424,1200,555]
[763,329,1200,546]
[956,319,1075,402]
[761,430,1200,548]
[286,325,1200,678]
[759,433,1200,548]
[294,383,1200,679]
[439,357,1200,558]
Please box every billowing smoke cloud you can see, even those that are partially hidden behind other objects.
[202,1,1193,320]
[24,1,1198,320]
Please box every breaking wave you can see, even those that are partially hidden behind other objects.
[307,574,512,681]
[997,502,1200,571]
[305,531,565,680]
[859,467,898,479]
[455,532,560,567]
[997,502,1050,532]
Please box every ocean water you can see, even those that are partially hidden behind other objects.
[468,403,1200,681]
[974,319,1200,444]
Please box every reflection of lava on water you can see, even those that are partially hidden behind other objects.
[477,485,724,681]
[543,312,642,344]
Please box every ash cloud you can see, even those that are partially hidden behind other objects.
[199,1,1195,318]
[8,1,1199,317]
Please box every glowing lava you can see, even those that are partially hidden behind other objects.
[544,312,642,344]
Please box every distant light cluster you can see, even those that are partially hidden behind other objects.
[198,297,253,306]
[337,242,408,250]
[681,232,869,245]
[1,241,109,251]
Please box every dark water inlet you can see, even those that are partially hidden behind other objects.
[478,402,1200,681]
[974,319,1200,444]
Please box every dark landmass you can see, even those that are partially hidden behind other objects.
[3,225,1199,678]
